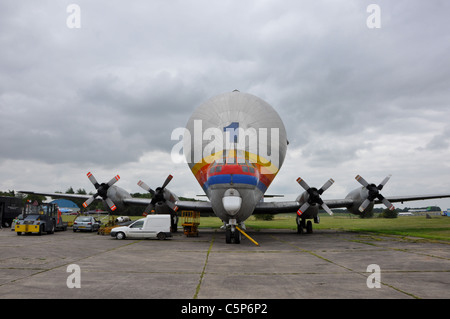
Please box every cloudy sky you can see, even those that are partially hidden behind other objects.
[1,0,450,210]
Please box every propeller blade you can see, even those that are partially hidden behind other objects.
[138,175,174,216]
[377,175,392,190]
[321,203,334,216]
[296,177,310,191]
[105,197,117,211]
[379,195,395,211]
[358,198,371,212]
[161,175,173,189]
[164,200,179,212]
[87,172,100,188]
[82,196,95,208]
[137,180,155,195]
[143,203,155,215]
[319,178,335,194]
[85,172,123,212]
[107,175,120,187]
[165,200,176,210]
[297,202,310,216]
[355,174,394,213]
[297,177,334,215]
[355,175,369,187]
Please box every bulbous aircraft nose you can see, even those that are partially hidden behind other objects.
[222,188,241,215]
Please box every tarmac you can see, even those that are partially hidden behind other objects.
[1,226,450,300]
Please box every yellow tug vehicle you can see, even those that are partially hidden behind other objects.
[15,201,67,235]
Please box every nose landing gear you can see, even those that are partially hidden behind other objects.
[225,227,241,244]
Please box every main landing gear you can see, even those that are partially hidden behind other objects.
[296,215,319,234]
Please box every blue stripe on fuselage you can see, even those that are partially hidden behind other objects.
[202,174,267,193]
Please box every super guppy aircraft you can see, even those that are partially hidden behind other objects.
[21,91,450,244]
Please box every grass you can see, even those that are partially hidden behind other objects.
[318,215,450,241]
[197,214,450,242]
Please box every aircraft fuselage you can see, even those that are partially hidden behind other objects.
[184,91,288,226]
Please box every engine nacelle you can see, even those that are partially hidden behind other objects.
[345,187,374,215]
[295,191,319,218]
[105,185,132,212]
[115,216,131,223]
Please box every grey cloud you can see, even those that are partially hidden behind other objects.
[424,128,450,151]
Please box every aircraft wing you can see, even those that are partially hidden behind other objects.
[20,190,153,207]
[19,190,214,212]
[19,190,91,200]
[20,190,450,215]
[253,193,450,214]
[253,201,302,214]
[253,199,354,214]
[122,198,214,212]
[122,198,152,206]
[379,193,450,204]
[174,200,214,213]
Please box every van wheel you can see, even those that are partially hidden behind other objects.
[157,232,166,240]
[116,232,126,240]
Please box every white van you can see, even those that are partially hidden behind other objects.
[110,215,172,240]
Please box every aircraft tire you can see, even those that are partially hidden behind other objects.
[234,231,241,244]
[226,229,232,244]
[306,221,313,234]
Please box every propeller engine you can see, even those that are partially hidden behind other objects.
[355,174,395,213]
[296,177,335,216]
[137,175,178,215]
[82,172,121,212]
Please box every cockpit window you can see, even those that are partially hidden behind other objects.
[210,163,223,173]
[238,158,255,173]
[209,153,256,174]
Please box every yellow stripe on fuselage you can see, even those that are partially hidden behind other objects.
[191,151,224,177]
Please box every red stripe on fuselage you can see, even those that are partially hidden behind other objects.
[194,162,275,192]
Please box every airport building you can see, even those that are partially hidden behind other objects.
[50,199,80,214]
